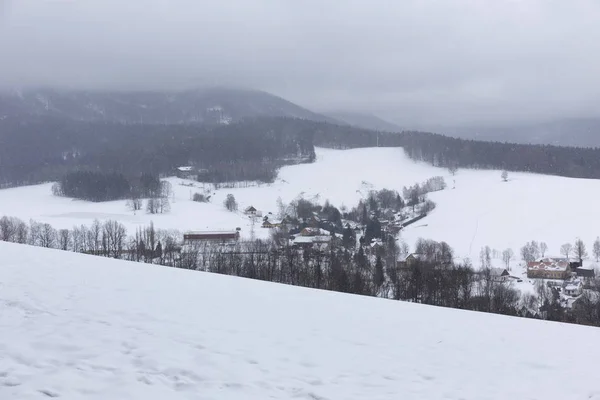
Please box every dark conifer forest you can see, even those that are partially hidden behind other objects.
[3,115,600,192]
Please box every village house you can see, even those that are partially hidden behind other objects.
[183,230,240,244]
[290,235,332,250]
[262,215,290,229]
[527,258,572,280]
[176,166,196,180]
[575,266,596,281]
[299,227,331,237]
[563,279,584,297]
[262,220,279,229]
[397,253,426,269]
[490,267,510,282]
[370,238,383,249]
[244,205,262,217]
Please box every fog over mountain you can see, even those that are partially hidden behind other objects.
[325,111,403,132]
[0,88,337,125]
[1,1,600,130]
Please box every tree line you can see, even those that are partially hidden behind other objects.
[399,131,600,179]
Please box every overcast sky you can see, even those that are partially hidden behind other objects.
[1,0,599,126]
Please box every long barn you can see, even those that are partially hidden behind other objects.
[183,230,240,243]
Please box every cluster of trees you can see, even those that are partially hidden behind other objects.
[51,171,169,203]
[518,238,595,263]
[402,176,445,210]
[52,171,131,202]
[0,215,179,262]
[346,188,405,224]
[224,194,238,212]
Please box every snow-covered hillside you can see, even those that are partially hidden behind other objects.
[0,147,439,241]
[1,241,600,399]
[2,147,600,261]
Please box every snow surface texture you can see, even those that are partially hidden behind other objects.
[2,241,600,399]
[3,147,600,260]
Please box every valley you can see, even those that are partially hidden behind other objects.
[3,146,599,264]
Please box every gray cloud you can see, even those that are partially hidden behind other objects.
[1,0,600,126]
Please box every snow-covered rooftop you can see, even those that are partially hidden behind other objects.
[292,235,331,244]
[527,259,570,272]
[185,230,238,235]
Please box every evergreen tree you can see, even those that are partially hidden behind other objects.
[155,241,163,260]
[364,217,382,243]
[342,224,355,250]
[360,203,369,225]
[374,254,384,288]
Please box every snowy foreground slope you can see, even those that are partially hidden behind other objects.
[2,242,600,400]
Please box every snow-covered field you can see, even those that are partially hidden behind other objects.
[2,147,600,261]
[2,241,600,400]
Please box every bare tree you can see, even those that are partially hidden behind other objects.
[0,216,17,242]
[38,223,57,248]
[28,220,40,246]
[58,229,71,251]
[520,242,536,263]
[561,243,573,259]
[146,198,160,214]
[160,181,173,198]
[270,227,289,248]
[593,237,600,262]
[72,226,83,253]
[501,170,508,182]
[530,240,540,259]
[103,220,127,258]
[51,182,63,196]
[399,241,410,258]
[15,220,28,244]
[87,219,102,254]
[480,246,492,269]
[224,194,238,212]
[249,215,256,241]
[159,197,171,213]
[502,248,514,270]
[276,196,287,219]
[574,238,588,261]
[540,242,548,257]
[126,197,142,213]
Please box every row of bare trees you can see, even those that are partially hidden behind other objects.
[519,238,600,262]
[0,215,180,262]
[4,213,600,327]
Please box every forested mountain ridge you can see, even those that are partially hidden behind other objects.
[0,116,317,187]
[0,87,338,125]
[3,115,600,189]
